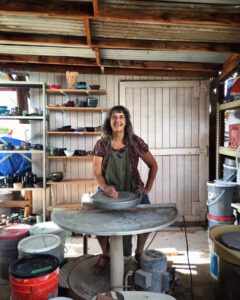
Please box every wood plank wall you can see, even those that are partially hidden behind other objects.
[29,72,209,221]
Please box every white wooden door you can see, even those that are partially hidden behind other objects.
[120,80,209,221]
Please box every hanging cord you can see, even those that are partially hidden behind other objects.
[145,231,158,250]
[182,215,194,300]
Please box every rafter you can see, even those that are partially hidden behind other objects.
[92,38,240,53]
[0,32,87,47]
[0,0,93,19]
[101,59,222,72]
[96,6,240,27]
[84,18,92,47]
[0,54,97,66]
[0,62,217,78]
[93,0,99,17]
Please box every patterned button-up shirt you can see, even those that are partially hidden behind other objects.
[93,135,149,190]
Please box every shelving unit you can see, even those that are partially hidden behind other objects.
[46,87,107,207]
[47,156,93,160]
[216,88,240,178]
[47,131,102,135]
[46,88,106,95]
[0,81,47,218]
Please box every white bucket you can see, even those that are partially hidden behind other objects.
[18,233,64,264]
[30,221,65,244]
[223,164,237,181]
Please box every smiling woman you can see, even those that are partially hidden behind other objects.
[92,105,158,274]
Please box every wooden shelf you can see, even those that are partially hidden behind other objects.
[0,200,31,207]
[47,155,93,160]
[47,131,101,135]
[46,89,106,95]
[218,147,239,157]
[0,187,45,191]
[219,100,240,111]
[47,106,108,112]
[47,179,96,185]
[0,115,44,120]
[0,150,44,154]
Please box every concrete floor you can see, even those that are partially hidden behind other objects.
[0,226,217,300]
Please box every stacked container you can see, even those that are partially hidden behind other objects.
[0,223,30,280]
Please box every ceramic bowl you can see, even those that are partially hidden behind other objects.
[89,85,100,90]
[64,150,75,156]
[50,172,63,182]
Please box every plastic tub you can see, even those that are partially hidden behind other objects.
[18,234,64,264]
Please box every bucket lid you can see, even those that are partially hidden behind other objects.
[220,232,240,252]
[0,224,30,240]
[18,233,62,253]
[29,221,64,235]
[9,254,59,278]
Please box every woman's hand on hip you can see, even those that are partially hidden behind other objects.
[103,186,119,198]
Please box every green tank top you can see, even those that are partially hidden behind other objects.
[105,148,133,192]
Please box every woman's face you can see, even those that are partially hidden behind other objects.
[110,111,126,133]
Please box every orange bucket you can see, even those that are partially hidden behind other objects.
[9,254,59,300]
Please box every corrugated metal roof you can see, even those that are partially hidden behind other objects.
[92,21,240,43]
[100,0,240,11]
[0,14,86,36]
[100,49,232,64]
[0,45,95,58]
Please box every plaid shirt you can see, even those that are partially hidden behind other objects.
[93,135,149,191]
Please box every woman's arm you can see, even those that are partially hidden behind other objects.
[93,155,118,198]
[140,151,158,193]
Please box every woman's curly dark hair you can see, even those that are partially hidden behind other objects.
[102,105,134,144]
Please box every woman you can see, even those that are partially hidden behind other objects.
[93,105,158,274]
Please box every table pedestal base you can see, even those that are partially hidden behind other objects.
[110,236,124,291]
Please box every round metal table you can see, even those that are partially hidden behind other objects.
[52,204,179,293]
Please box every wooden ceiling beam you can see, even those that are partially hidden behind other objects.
[84,18,92,47]
[1,32,237,54]
[0,63,101,74]
[101,59,221,72]
[97,7,240,27]
[93,0,99,17]
[0,32,87,47]
[0,54,97,66]
[0,53,220,73]
[92,38,240,53]
[0,1,93,19]
[0,62,217,78]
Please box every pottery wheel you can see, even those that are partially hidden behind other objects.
[91,191,142,210]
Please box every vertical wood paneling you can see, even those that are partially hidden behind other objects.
[155,88,163,149]
[184,88,192,147]
[148,88,155,149]
[170,88,177,148]
[192,97,199,147]
[169,156,177,204]
[162,156,170,204]
[133,88,141,137]
[140,88,148,144]
[177,88,184,148]
[177,155,185,216]
[119,80,209,221]
[155,156,163,204]
[162,88,170,148]
[28,73,209,220]
[184,155,192,215]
